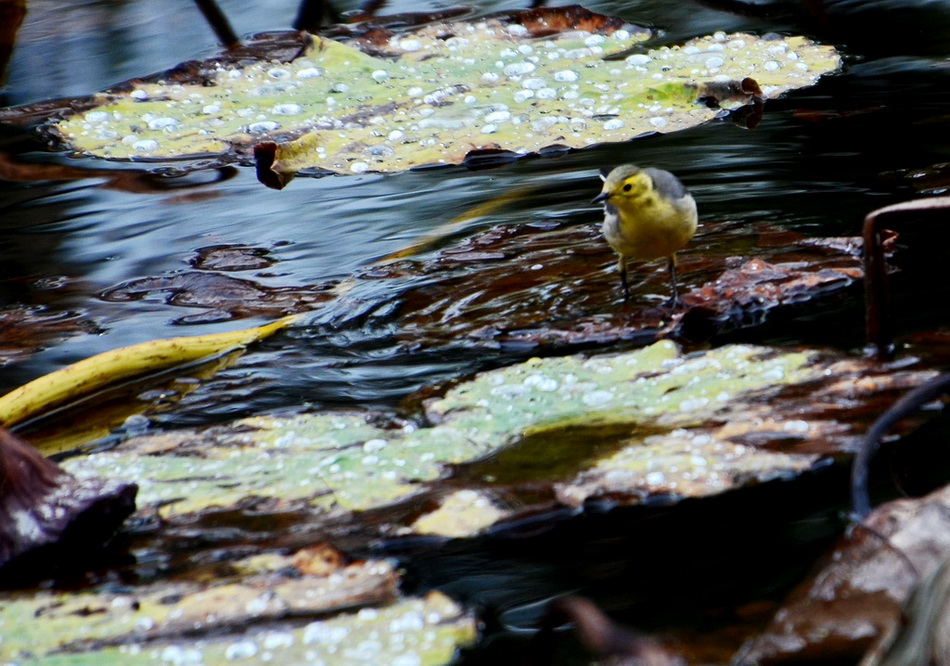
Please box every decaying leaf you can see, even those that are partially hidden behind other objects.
[738,483,950,664]
[0,315,298,429]
[0,542,476,664]
[0,428,136,575]
[42,7,840,176]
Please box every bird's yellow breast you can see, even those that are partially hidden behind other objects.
[602,190,697,261]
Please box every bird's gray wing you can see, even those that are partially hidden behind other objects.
[645,167,689,200]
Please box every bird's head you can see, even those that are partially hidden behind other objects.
[590,165,652,206]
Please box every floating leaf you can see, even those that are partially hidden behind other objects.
[62,341,934,534]
[0,315,298,428]
[0,544,476,665]
[45,7,840,176]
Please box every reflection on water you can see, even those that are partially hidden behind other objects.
[1,1,950,427]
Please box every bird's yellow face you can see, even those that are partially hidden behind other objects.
[605,171,652,204]
[592,167,657,213]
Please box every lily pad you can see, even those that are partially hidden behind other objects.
[0,543,476,665]
[62,341,933,536]
[45,7,840,175]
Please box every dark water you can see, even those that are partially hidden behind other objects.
[3,0,950,430]
[3,0,950,659]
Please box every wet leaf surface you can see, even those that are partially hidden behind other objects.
[94,218,879,352]
[32,8,839,176]
[61,342,933,534]
[0,429,136,576]
[0,540,476,664]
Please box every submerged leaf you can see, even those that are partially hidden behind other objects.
[45,7,840,175]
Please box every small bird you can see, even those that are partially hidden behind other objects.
[591,165,698,306]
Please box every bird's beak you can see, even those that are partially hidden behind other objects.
[590,191,610,205]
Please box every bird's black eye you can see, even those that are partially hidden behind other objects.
[622,183,632,192]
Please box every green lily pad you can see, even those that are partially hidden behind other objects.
[61,341,932,535]
[48,7,840,175]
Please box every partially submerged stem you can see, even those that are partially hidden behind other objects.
[851,373,950,520]
[194,0,240,49]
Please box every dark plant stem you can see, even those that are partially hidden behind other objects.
[194,0,240,49]
[851,373,950,520]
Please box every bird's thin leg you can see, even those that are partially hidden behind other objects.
[618,256,630,301]
[666,255,683,308]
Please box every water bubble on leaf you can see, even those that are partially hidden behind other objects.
[147,117,179,130]
[603,118,624,130]
[464,94,477,104]
[248,121,279,134]
[350,161,370,173]
[224,640,258,661]
[645,471,666,485]
[584,34,606,46]
[330,82,350,93]
[554,69,579,82]
[530,117,558,132]
[563,47,593,59]
[132,139,159,152]
[296,67,322,79]
[537,88,557,99]
[562,89,579,99]
[366,144,396,158]
[582,389,613,406]
[649,117,667,128]
[506,24,528,37]
[764,60,781,71]
[481,123,498,134]
[202,104,221,114]
[503,61,535,77]
[705,56,724,68]
[408,86,425,96]
[371,69,390,83]
[272,104,302,116]
[728,38,747,49]
[522,77,546,90]
[480,72,500,84]
[86,110,109,122]
[484,110,511,123]
[388,130,404,141]
[267,68,291,80]
[399,38,422,52]
[363,438,388,453]
[613,29,631,40]
[262,632,294,650]
[513,90,534,103]
[518,44,534,55]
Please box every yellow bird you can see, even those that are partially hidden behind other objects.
[591,165,698,305]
